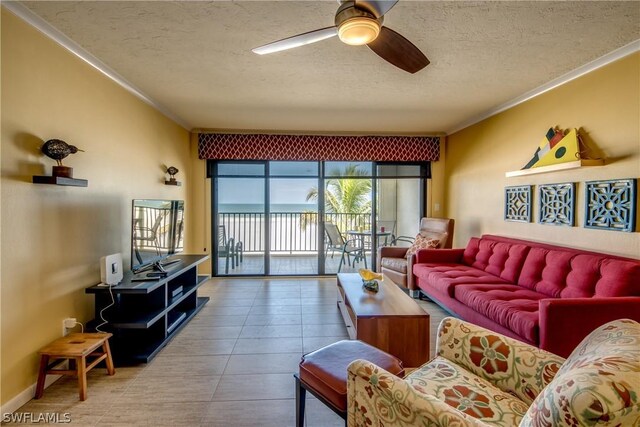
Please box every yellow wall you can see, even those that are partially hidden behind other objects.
[1,10,191,405]
[188,133,212,274]
[446,53,640,257]
[428,139,446,218]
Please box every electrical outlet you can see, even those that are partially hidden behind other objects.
[62,318,77,336]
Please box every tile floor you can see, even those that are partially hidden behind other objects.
[13,277,449,426]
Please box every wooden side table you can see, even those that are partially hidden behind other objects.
[35,333,115,401]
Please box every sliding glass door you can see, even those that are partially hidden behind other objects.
[323,162,372,274]
[269,162,319,275]
[210,161,427,276]
[214,163,266,275]
[376,164,424,249]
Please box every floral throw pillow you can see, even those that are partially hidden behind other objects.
[406,234,440,258]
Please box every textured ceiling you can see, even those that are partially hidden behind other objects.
[20,1,640,133]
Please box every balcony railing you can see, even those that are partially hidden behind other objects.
[134,206,172,251]
[219,212,371,253]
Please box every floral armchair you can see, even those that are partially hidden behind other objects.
[347,317,640,426]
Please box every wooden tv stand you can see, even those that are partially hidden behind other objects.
[336,273,430,367]
[86,254,209,365]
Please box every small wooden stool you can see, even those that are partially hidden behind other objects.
[35,333,115,401]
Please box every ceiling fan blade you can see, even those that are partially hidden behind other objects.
[367,26,429,73]
[355,0,399,18]
[252,27,338,55]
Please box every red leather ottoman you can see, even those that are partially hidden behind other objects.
[295,340,404,427]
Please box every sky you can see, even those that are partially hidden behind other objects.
[218,178,318,206]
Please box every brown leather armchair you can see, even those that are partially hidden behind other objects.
[377,217,454,297]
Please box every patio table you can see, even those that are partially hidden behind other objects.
[346,229,391,268]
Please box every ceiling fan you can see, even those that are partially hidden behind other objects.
[252,0,429,74]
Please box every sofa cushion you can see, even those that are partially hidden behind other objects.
[380,257,408,274]
[594,258,640,297]
[405,235,440,258]
[463,238,530,283]
[519,248,640,298]
[406,356,529,426]
[521,319,640,426]
[413,263,511,297]
[454,285,545,343]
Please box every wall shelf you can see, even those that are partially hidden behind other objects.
[505,159,604,177]
[32,176,88,187]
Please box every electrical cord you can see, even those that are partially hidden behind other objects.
[67,322,84,333]
[95,283,115,333]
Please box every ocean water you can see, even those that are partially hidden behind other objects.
[219,203,317,213]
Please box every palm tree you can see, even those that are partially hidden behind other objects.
[301,165,371,230]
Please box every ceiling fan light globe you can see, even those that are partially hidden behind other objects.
[338,17,380,45]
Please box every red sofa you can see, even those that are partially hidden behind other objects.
[413,234,640,357]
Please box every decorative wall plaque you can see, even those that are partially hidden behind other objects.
[584,179,637,232]
[505,185,532,222]
[538,183,575,226]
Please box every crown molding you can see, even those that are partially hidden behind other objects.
[3,1,191,130]
[446,39,640,135]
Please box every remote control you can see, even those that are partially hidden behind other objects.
[146,272,167,277]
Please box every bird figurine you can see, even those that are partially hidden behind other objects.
[41,139,84,166]
[167,166,179,179]
[165,166,181,185]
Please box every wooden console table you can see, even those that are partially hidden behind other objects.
[86,254,209,365]
[336,273,430,367]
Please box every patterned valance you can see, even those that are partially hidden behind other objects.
[198,133,440,161]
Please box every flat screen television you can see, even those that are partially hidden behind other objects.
[131,199,184,273]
